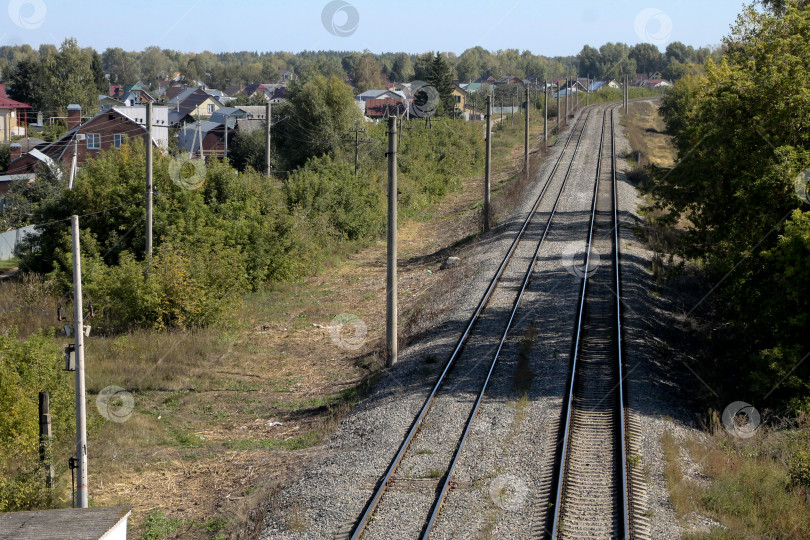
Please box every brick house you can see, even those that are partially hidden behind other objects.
[0,104,168,178]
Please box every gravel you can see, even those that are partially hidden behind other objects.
[259,103,709,539]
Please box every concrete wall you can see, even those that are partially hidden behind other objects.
[0,224,36,260]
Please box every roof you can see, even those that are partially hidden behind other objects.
[209,107,246,128]
[588,81,606,91]
[237,106,268,119]
[176,93,221,117]
[168,87,204,105]
[0,506,131,540]
[0,95,32,109]
[178,121,222,153]
[356,89,405,101]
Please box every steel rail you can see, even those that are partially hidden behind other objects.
[612,107,631,538]
[421,107,595,539]
[549,105,617,538]
[349,108,591,540]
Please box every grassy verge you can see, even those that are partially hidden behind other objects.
[662,418,810,538]
[0,257,19,271]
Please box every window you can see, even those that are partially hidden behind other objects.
[207,104,215,114]
[87,133,100,150]
[114,133,123,149]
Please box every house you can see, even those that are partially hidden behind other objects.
[0,506,131,539]
[553,79,587,98]
[0,104,169,178]
[0,83,32,142]
[99,95,125,110]
[641,79,673,89]
[110,82,155,104]
[278,69,296,82]
[178,120,227,157]
[364,98,407,119]
[170,92,223,122]
[474,76,498,84]
[452,85,469,114]
[356,89,405,102]
[497,76,527,87]
[168,86,204,105]
[587,79,620,92]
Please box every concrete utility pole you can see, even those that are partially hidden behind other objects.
[39,391,53,490]
[386,117,398,367]
[145,102,153,259]
[586,75,589,107]
[556,82,560,131]
[484,96,492,232]
[71,215,88,508]
[347,127,369,177]
[524,87,529,174]
[543,79,548,144]
[265,102,271,176]
[565,77,569,125]
[69,138,78,190]
[223,112,229,160]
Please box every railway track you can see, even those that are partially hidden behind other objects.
[543,104,637,539]
[345,107,593,540]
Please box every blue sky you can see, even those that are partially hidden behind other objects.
[2,0,746,56]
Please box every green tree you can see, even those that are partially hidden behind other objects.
[352,50,385,93]
[427,53,456,116]
[7,57,44,110]
[413,52,433,81]
[629,43,664,75]
[655,4,810,408]
[89,49,107,93]
[388,52,414,82]
[102,47,138,85]
[40,39,98,113]
[276,74,363,169]
[577,45,601,77]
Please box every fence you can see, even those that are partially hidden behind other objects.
[0,225,37,260]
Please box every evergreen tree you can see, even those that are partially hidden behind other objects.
[427,53,455,116]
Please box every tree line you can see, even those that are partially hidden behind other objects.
[0,39,717,116]
[655,1,810,410]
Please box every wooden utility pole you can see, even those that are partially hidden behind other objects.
[524,87,529,174]
[543,80,548,143]
[265,102,271,176]
[386,117,398,367]
[39,391,53,490]
[71,215,88,508]
[145,102,153,259]
[484,96,492,232]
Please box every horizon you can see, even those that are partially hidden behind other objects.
[1,0,744,57]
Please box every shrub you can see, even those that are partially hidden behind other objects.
[0,330,72,510]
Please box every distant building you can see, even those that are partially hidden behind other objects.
[0,83,32,142]
[0,104,168,179]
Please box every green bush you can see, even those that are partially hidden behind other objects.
[283,155,384,241]
[0,330,72,510]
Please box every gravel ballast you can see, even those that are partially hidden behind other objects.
[259,102,709,539]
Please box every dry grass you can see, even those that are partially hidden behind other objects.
[622,100,675,170]
[661,417,810,539]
